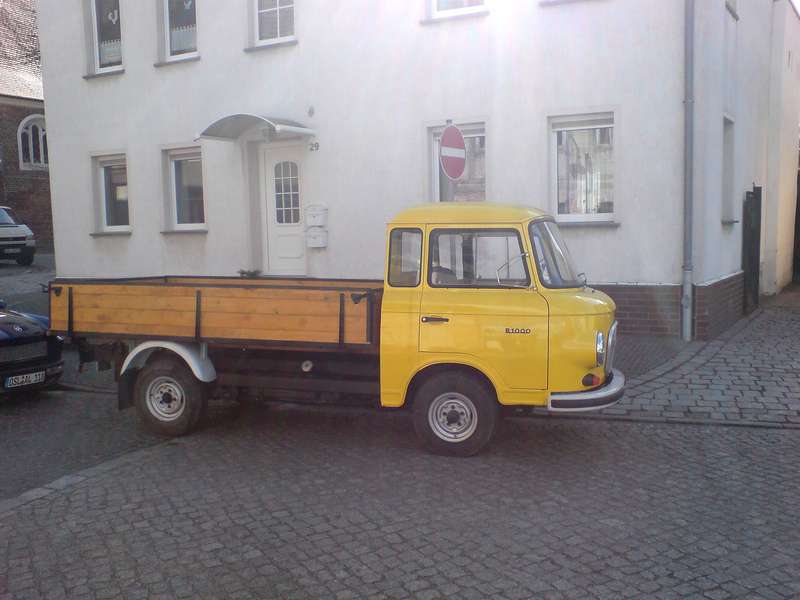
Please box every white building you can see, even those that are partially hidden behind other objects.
[38,0,800,338]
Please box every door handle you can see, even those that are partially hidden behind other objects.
[421,316,449,323]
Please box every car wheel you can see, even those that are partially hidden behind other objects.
[412,371,497,457]
[15,254,34,266]
[134,355,206,436]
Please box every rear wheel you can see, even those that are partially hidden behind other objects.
[412,371,497,457]
[134,356,206,436]
[16,253,34,266]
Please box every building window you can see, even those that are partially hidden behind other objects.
[431,0,485,18]
[165,0,197,57]
[550,114,615,221]
[428,228,530,288]
[274,161,299,224]
[256,0,294,43]
[430,123,486,202]
[18,115,47,171]
[167,150,205,228]
[96,156,129,230]
[91,0,123,72]
[388,228,423,287]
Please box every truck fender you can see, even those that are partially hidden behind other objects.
[120,341,217,382]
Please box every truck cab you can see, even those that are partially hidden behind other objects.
[380,203,624,455]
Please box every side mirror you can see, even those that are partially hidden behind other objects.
[577,272,588,287]
[495,253,530,289]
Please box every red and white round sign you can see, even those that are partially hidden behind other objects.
[439,125,467,181]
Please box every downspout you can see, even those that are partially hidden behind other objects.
[681,0,695,341]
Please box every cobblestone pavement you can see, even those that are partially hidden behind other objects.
[0,391,160,500]
[613,334,693,379]
[1,406,799,600]
[591,298,800,427]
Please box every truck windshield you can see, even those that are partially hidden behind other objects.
[529,220,582,288]
[0,208,17,225]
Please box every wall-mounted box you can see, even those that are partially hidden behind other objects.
[306,226,328,248]
[306,205,328,228]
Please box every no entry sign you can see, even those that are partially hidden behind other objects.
[439,125,466,181]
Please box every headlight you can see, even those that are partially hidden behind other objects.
[25,234,34,240]
[595,331,606,367]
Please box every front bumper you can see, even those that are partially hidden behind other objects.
[0,242,35,258]
[0,359,64,393]
[548,369,626,412]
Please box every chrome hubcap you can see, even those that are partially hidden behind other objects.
[146,376,186,422]
[428,392,478,443]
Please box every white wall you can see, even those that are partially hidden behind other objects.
[39,0,688,282]
[763,0,800,294]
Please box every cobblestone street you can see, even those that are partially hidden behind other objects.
[2,289,800,598]
[1,408,800,600]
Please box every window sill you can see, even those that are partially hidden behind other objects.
[539,0,599,6]
[420,9,489,24]
[154,54,201,68]
[244,38,298,53]
[90,229,132,237]
[161,228,208,235]
[83,68,125,80]
[556,219,620,229]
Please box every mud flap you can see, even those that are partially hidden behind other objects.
[118,369,138,410]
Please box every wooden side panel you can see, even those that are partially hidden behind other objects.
[50,279,378,346]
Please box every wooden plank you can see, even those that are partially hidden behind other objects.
[67,322,194,337]
[73,307,196,327]
[200,297,341,316]
[165,277,383,289]
[71,284,197,297]
[72,295,197,311]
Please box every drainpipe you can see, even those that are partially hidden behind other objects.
[681,0,695,341]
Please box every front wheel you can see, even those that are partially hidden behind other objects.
[134,356,207,436]
[412,371,497,457]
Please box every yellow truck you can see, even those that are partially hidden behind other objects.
[49,203,624,456]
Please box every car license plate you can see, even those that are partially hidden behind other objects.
[3,248,21,254]
[5,371,45,389]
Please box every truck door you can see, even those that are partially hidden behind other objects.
[419,225,549,390]
[379,227,424,407]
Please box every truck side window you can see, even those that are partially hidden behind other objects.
[428,229,530,288]
[388,228,423,287]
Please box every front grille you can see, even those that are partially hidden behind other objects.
[605,321,618,375]
[0,237,25,243]
[0,341,48,364]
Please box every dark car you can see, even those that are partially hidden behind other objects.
[0,299,64,395]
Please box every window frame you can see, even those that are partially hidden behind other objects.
[549,113,616,224]
[89,0,124,75]
[162,0,199,62]
[253,0,296,48]
[388,228,424,288]
[430,0,487,19]
[429,121,487,203]
[94,154,131,233]
[17,114,48,171]
[167,148,206,231]
[426,227,531,289]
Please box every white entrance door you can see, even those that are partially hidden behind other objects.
[261,145,306,276]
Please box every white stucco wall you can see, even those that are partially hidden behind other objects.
[763,0,800,294]
[39,0,690,282]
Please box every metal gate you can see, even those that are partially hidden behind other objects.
[742,185,762,314]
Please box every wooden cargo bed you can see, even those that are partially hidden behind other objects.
[49,276,383,352]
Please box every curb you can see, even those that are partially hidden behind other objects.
[0,439,175,520]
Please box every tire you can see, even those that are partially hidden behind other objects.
[16,253,34,266]
[134,355,207,436]
[412,371,497,457]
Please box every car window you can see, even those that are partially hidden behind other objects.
[428,228,529,288]
[0,208,17,225]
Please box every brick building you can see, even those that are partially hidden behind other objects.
[0,0,52,252]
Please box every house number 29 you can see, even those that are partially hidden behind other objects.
[309,142,320,152]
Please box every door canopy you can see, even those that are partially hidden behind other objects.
[198,114,315,141]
